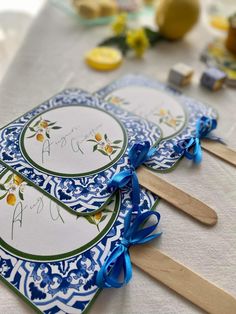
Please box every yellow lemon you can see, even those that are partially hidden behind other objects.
[168,118,177,127]
[85,47,122,71]
[7,193,16,206]
[13,174,24,186]
[36,133,44,142]
[39,120,49,129]
[94,212,102,221]
[95,133,102,141]
[105,144,113,154]
[155,0,200,40]
[159,108,167,116]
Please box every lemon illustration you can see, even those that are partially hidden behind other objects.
[155,0,200,40]
[168,118,177,127]
[13,174,23,186]
[7,193,16,206]
[95,133,102,142]
[36,133,44,142]
[105,144,113,155]
[159,108,168,116]
[94,212,102,221]
[39,120,48,129]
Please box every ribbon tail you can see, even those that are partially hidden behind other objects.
[193,139,202,164]
[131,171,141,214]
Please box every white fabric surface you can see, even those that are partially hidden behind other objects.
[0,2,236,314]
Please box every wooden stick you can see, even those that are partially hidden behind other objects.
[202,140,236,167]
[130,245,236,314]
[137,166,217,226]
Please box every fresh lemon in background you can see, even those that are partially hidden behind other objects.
[155,0,200,40]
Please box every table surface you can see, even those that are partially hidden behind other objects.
[0,2,236,314]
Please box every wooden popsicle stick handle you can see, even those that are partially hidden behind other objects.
[137,166,217,226]
[130,245,236,314]
[202,139,236,167]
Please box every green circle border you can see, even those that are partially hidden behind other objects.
[20,104,128,178]
[0,188,120,262]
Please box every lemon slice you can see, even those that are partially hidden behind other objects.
[85,47,122,71]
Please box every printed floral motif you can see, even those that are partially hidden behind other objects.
[0,173,28,206]
[27,117,61,142]
[156,108,184,130]
[83,199,113,232]
[106,95,129,106]
[87,132,122,160]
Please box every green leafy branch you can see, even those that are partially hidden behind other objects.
[98,27,164,56]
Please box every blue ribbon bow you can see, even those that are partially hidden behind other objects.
[173,116,222,164]
[108,141,156,212]
[96,209,162,288]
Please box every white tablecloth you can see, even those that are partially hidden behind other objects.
[0,3,236,314]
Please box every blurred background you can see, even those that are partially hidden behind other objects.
[0,0,45,82]
[0,0,235,83]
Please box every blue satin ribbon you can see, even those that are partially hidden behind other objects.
[96,209,162,288]
[173,116,222,164]
[108,141,156,212]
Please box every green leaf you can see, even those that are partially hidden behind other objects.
[27,133,36,139]
[32,119,40,128]
[84,216,95,225]
[98,35,130,56]
[113,140,122,144]
[48,122,56,127]
[93,144,98,152]
[111,150,117,155]
[87,139,97,143]
[29,126,35,132]
[46,132,50,139]
[51,126,62,130]
[100,215,107,223]
[111,145,121,149]
[144,27,163,46]
[104,134,108,141]
[0,184,6,191]
[19,190,24,201]
[103,208,112,213]
[106,199,114,206]
[0,192,8,200]
[97,149,108,156]
[4,173,13,185]
[98,35,123,47]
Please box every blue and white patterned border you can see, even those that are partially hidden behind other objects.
[0,89,162,213]
[96,74,218,171]
[0,183,158,314]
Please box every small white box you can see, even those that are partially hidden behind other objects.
[168,63,194,86]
